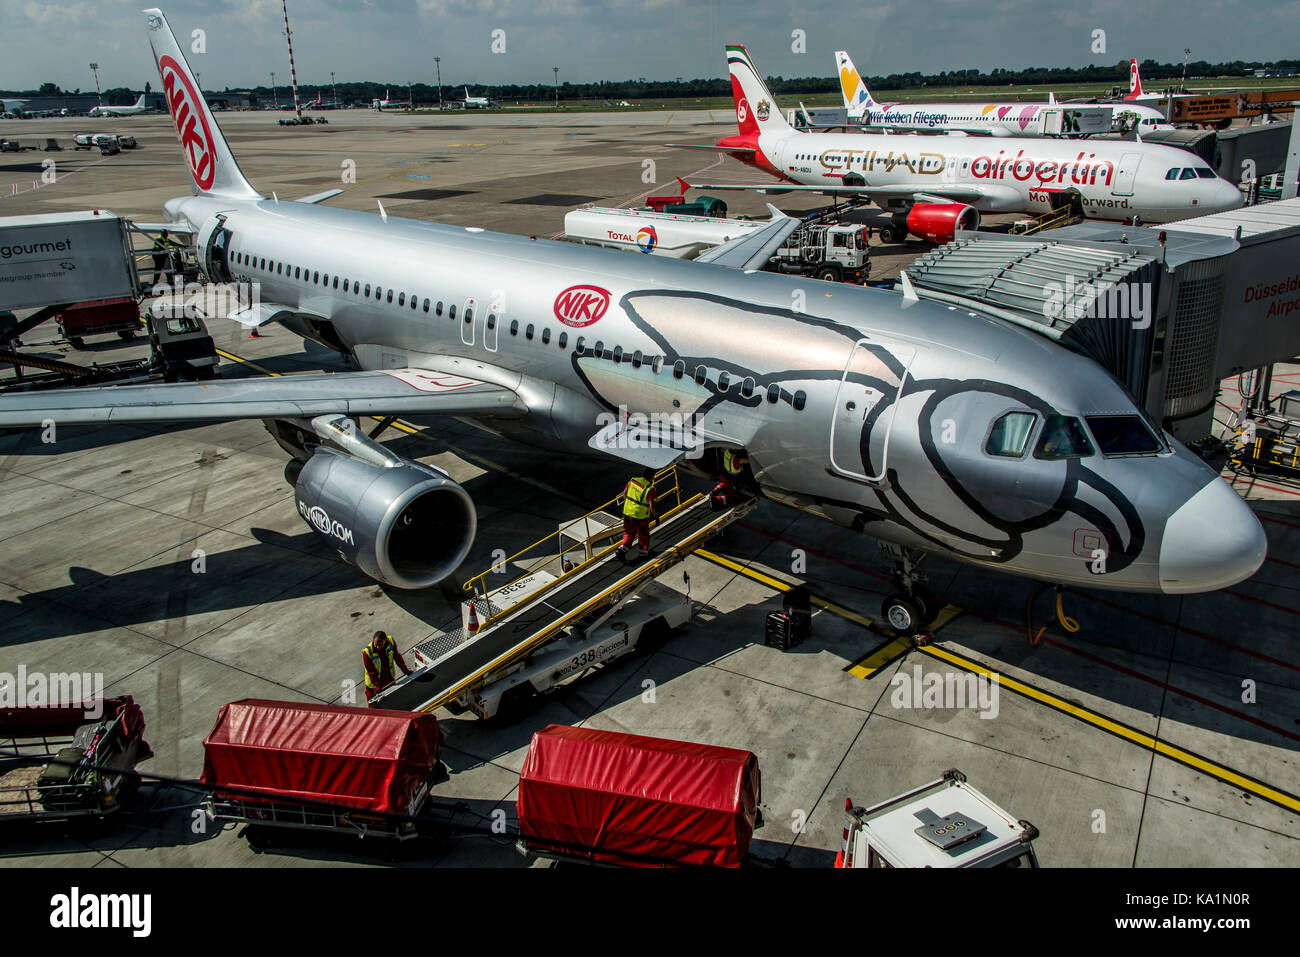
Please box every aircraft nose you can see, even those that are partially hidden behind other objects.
[1159,479,1266,594]
[1208,180,1244,213]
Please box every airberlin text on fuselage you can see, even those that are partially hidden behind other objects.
[814,147,1115,187]
[157,54,216,191]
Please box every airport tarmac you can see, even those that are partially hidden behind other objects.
[0,109,1297,868]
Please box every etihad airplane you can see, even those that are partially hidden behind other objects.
[90,93,148,117]
[462,87,496,109]
[0,10,1267,633]
[676,45,1239,243]
[834,50,1113,138]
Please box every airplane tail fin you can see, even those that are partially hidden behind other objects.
[1125,58,1144,100]
[835,50,875,119]
[143,9,260,200]
[725,44,792,136]
[134,93,147,109]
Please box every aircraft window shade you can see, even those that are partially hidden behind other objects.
[673,360,685,379]
[717,371,731,391]
[594,340,605,357]
[575,336,585,354]
[1033,414,1094,460]
[375,286,382,299]
[986,411,1037,458]
[613,345,623,362]
[558,332,568,349]
[793,390,807,411]
[632,350,643,368]
[767,383,779,403]
[435,301,443,316]
[652,355,663,374]
[1085,415,1163,455]
[364,284,371,297]
[1195,167,1216,179]
[410,294,417,309]
[1180,168,1198,180]
[465,307,473,323]
[741,377,755,397]
[449,304,456,320]
[542,328,551,345]
[386,289,393,302]
[422,298,429,312]
[510,320,519,336]
[398,292,405,306]
[525,323,534,340]
[487,314,497,330]
[694,365,707,385]
[1165,168,1179,180]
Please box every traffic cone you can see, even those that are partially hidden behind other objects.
[248,325,263,338]
[466,600,479,634]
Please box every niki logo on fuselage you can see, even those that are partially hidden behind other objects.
[554,285,611,327]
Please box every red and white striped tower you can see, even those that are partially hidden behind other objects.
[281,0,302,119]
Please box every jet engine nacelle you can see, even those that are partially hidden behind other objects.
[293,448,476,589]
[906,203,981,244]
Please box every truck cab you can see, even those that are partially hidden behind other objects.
[838,769,1040,868]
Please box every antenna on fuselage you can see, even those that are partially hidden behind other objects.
[899,269,919,302]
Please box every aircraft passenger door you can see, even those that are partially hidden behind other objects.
[460,297,476,348]
[829,339,918,485]
[1113,152,1141,196]
[200,214,233,284]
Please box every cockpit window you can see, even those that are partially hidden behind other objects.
[1085,415,1163,455]
[1180,168,1198,180]
[1033,415,1094,460]
[1195,167,1216,179]
[1165,168,1179,180]
[985,411,1037,458]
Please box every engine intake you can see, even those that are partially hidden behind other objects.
[906,203,981,244]
[294,448,476,589]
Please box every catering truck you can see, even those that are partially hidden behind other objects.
[0,210,139,313]
[563,204,870,283]
[837,768,1040,868]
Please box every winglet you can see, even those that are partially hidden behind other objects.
[676,176,691,195]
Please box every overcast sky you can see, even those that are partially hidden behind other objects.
[2,0,1295,93]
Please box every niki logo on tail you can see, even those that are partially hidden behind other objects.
[157,54,216,190]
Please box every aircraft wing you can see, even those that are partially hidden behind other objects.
[0,368,526,427]
[663,143,757,153]
[693,205,801,270]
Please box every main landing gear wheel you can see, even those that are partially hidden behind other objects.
[883,594,923,636]
[878,225,901,244]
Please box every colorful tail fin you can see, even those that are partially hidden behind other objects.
[144,9,260,199]
[835,50,875,119]
[1125,58,1144,100]
[724,44,792,135]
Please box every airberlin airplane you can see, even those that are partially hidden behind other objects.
[679,45,1240,244]
[0,11,1266,635]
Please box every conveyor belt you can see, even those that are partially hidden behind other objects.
[374,492,755,713]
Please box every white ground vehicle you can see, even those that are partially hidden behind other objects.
[564,205,870,282]
[838,769,1040,868]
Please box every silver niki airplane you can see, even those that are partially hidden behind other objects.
[834,49,1174,137]
[0,10,1266,633]
[678,45,1240,244]
[89,93,149,117]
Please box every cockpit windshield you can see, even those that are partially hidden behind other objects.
[1033,415,1094,460]
[1085,415,1164,455]
[986,411,1037,458]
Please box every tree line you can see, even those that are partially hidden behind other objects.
[5,58,1297,103]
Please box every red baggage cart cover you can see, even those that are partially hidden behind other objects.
[200,699,439,814]
[518,724,761,867]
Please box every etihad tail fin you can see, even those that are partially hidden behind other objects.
[144,8,260,199]
[1125,58,1144,100]
[835,50,875,119]
[725,44,792,135]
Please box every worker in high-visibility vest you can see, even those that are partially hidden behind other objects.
[715,447,754,506]
[616,468,657,562]
[362,630,412,703]
[151,229,179,288]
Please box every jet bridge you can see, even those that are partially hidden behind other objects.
[371,468,757,715]
[903,201,1300,441]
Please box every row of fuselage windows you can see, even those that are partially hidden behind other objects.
[231,249,810,412]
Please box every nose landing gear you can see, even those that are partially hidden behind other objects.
[879,544,937,638]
